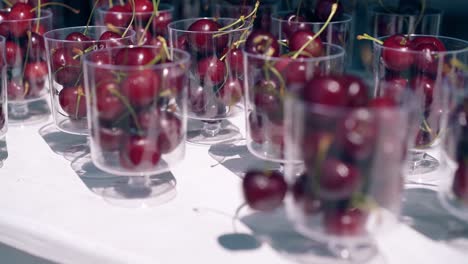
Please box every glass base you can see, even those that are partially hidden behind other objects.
[56,118,88,135]
[8,100,50,126]
[100,174,177,208]
[405,150,442,185]
[187,119,242,145]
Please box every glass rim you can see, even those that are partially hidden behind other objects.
[96,3,174,14]
[167,17,252,34]
[243,42,346,62]
[374,34,468,55]
[370,6,442,17]
[0,9,52,22]
[43,26,136,42]
[83,46,191,70]
[271,12,353,25]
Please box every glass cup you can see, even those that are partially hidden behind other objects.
[83,46,190,205]
[94,3,174,45]
[212,0,278,31]
[44,26,136,135]
[0,36,6,138]
[243,43,345,165]
[1,9,52,124]
[283,93,416,263]
[373,35,468,182]
[168,17,252,145]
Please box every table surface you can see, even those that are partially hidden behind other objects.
[0,114,467,264]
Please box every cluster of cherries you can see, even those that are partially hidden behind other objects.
[174,18,247,119]
[368,33,448,147]
[100,0,172,45]
[87,46,184,170]
[243,73,407,236]
[49,28,132,120]
[0,2,51,101]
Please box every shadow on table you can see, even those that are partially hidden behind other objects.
[8,99,50,125]
[0,138,8,168]
[402,188,468,251]
[208,139,280,178]
[38,123,88,161]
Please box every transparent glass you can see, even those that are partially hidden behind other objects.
[373,35,468,181]
[44,26,136,135]
[0,36,6,138]
[243,43,345,164]
[284,96,415,263]
[2,9,52,124]
[168,17,251,144]
[83,47,190,206]
[94,3,174,45]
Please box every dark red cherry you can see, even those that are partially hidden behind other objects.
[134,26,153,45]
[222,47,244,75]
[98,127,125,152]
[382,34,413,71]
[54,67,81,87]
[157,111,183,154]
[340,75,369,107]
[59,86,87,119]
[99,31,128,48]
[24,61,48,96]
[104,5,131,28]
[197,56,226,85]
[114,47,158,66]
[315,0,344,22]
[187,18,226,53]
[369,97,397,108]
[380,77,408,100]
[218,78,243,106]
[410,75,434,108]
[121,69,160,107]
[410,36,447,74]
[120,135,161,170]
[242,170,287,211]
[292,173,322,215]
[7,80,26,100]
[253,79,281,115]
[245,30,279,57]
[282,13,308,38]
[324,208,367,236]
[51,47,80,70]
[66,32,93,42]
[248,111,266,144]
[152,10,172,36]
[303,75,347,106]
[274,57,309,85]
[96,80,125,121]
[28,32,46,61]
[5,41,23,66]
[174,34,189,51]
[453,161,468,203]
[289,30,324,57]
[126,0,153,17]
[7,3,35,37]
[319,158,361,199]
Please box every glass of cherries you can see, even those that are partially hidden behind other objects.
[283,74,417,263]
[168,16,252,144]
[83,45,190,206]
[1,6,53,124]
[370,33,468,181]
[0,36,6,139]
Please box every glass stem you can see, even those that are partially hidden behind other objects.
[202,120,222,137]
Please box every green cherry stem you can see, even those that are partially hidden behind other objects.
[108,0,113,8]
[218,0,259,31]
[108,87,142,132]
[291,3,338,59]
[84,0,102,35]
[356,33,384,45]
[122,0,136,38]
[138,0,160,45]
[21,31,33,96]
[74,87,85,119]
[35,0,41,33]
[408,0,426,37]
[2,0,11,7]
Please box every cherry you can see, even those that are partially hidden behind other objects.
[341,75,369,107]
[119,135,161,170]
[174,34,189,51]
[292,173,322,214]
[99,31,128,48]
[369,97,397,108]
[319,158,361,199]
[7,80,26,100]
[28,32,46,61]
[281,13,308,38]
[380,77,408,100]
[410,75,434,108]
[289,30,324,57]
[242,170,287,211]
[453,161,468,203]
[134,26,152,45]
[126,0,153,20]
[410,36,447,74]
[303,75,347,106]
[54,67,81,87]
[152,10,172,36]
[315,0,344,22]
[253,79,281,116]
[121,69,160,107]
[274,58,309,85]
[114,47,159,66]
[66,31,93,42]
[51,47,80,69]
[187,18,227,53]
[5,41,23,66]
[301,131,334,164]
[157,111,183,154]
[98,126,125,152]
[338,108,377,161]
[245,30,279,57]
[324,207,367,236]
[248,112,266,144]
[104,5,131,28]
[197,56,226,85]
[96,80,125,121]
[58,86,87,119]
[7,3,35,37]
[382,34,413,71]
[222,47,244,75]
[24,61,48,96]
[218,78,243,106]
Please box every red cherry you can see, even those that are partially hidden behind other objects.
[157,111,183,154]
[303,75,347,106]
[340,75,369,107]
[248,112,266,144]
[54,67,81,87]
[281,13,308,38]
[380,77,408,100]
[28,32,46,61]
[114,47,159,66]
[51,47,80,69]
[121,69,160,107]
[369,97,397,108]
[104,5,131,28]
[98,127,125,152]
[324,208,367,236]
[119,135,161,170]
[197,56,226,85]
[5,41,23,66]
[319,158,361,199]
[218,78,243,106]
[315,0,344,22]
[126,0,153,21]
[223,47,244,75]
[99,31,129,48]
[152,10,172,36]
[24,61,48,96]
[453,162,468,203]
[410,75,435,108]
[292,173,322,215]
[245,30,279,57]
[7,80,26,100]
[410,36,446,74]
[382,34,414,71]
[7,3,35,37]
[242,170,287,211]
[96,80,125,121]
[289,30,324,58]
[58,86,87,119]
[187,18,227,53]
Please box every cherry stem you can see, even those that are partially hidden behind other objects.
[278,39,288,47]
[157,36,170,60]
[84,0,102,35]
[35,0,41,32]
[2,0,11,7]
[108,0,113,8]
[122,0,135,38]
[356,33,384,45]
[296,0,303,20]
[312,134,333,194]
[451,58,468,72]
[291,3,338,59]
[30,2,80,14]
[138,0,160,45]
[408,0,426,37]
[108,87,142,131]
[218,1,259,31]
[74,87,85,119]
[21,31,33,96]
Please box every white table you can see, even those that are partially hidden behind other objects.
[0,115,467,264]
